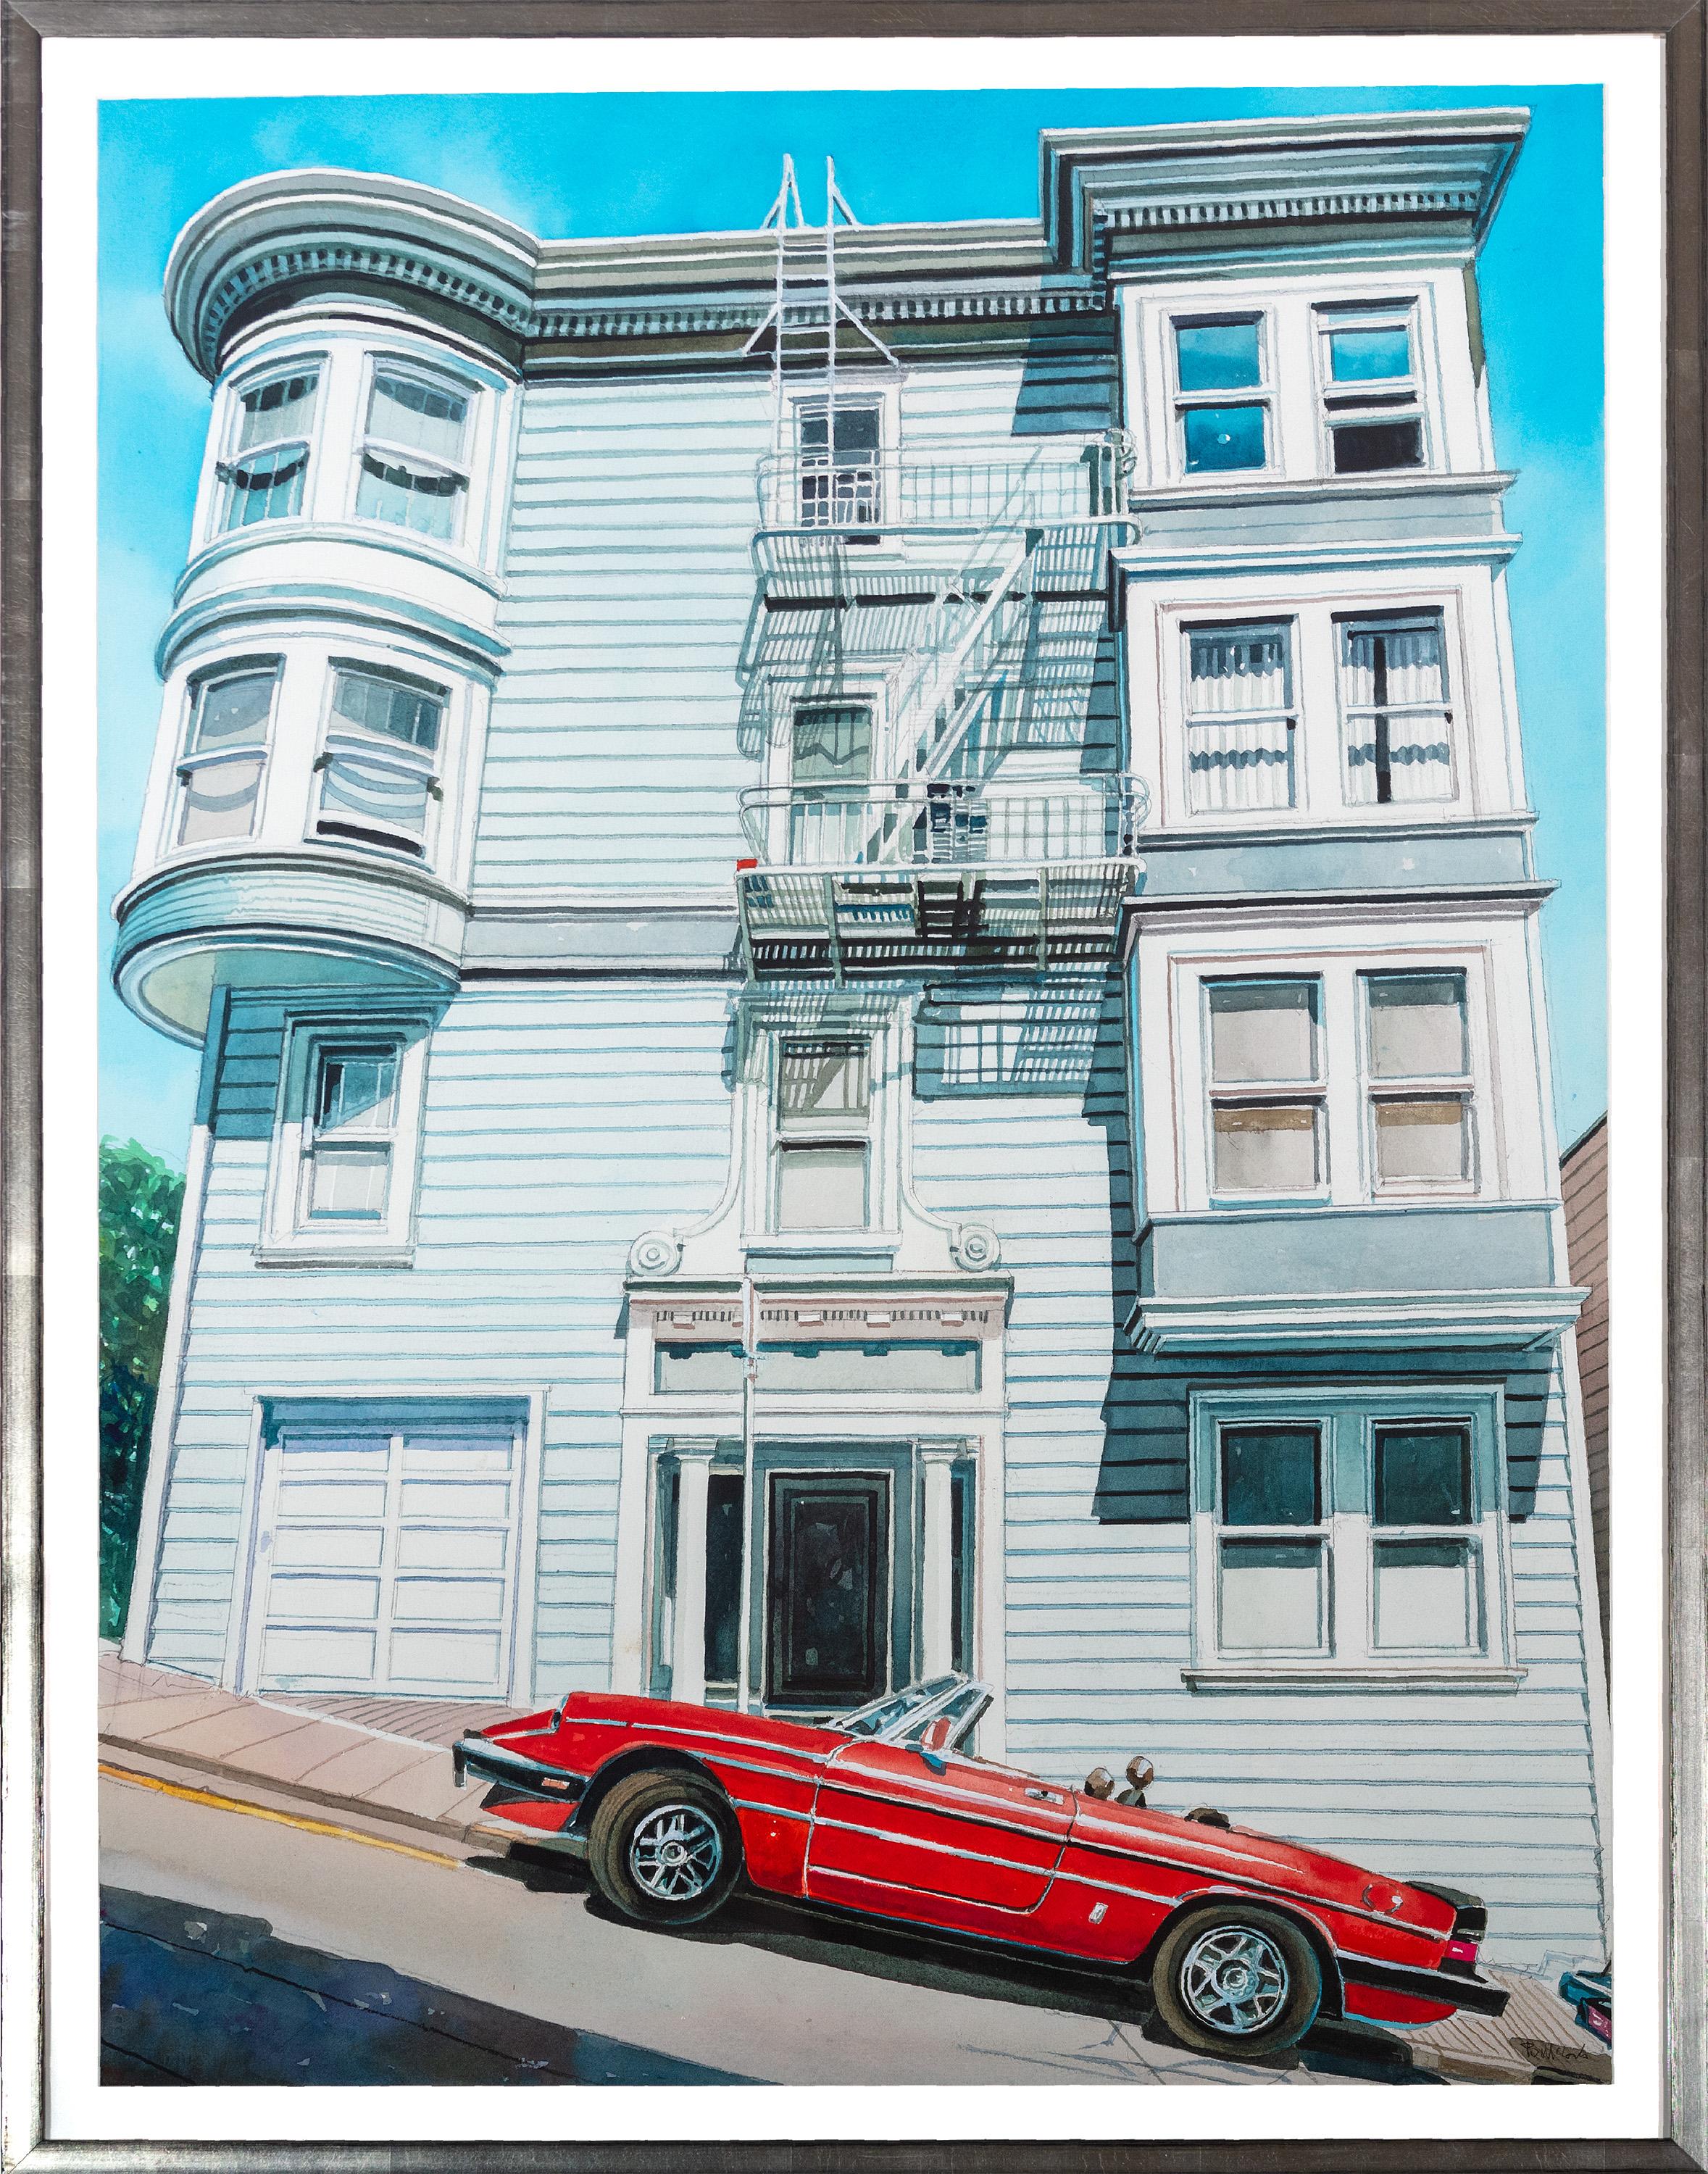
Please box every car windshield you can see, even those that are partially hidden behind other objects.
[833,1675,962,1740]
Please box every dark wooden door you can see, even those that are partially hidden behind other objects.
[766,1474,888,1707]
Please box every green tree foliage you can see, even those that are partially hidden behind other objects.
[100,1138,185,1638]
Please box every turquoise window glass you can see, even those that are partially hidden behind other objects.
[1175,320,1262,391]
[1183,405,1267,473]
[1328,324,1412,381]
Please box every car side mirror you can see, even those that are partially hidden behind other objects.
[917,1715,954,1773]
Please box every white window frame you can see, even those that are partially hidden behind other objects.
[1359,966,1480,1197]
[1188,1384,1519,1684]
[1175,949,1500,1212]
[309,659,449,864]
[165,658,281,857]
[1335,608,1458,809]
[350,354,478,548]
[259,1012,433,1265]
[214,357,324,534]
[770,1034,873,1235]
[1168,311,1275,483]
[790,392,891,530]
[1313,299,1430,477]
[1180,620,1300,817]
[1201,975,1330,1206]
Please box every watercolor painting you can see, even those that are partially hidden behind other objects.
[96,81,1615,2088]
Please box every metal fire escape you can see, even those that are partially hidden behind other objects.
[736,159,1146,983]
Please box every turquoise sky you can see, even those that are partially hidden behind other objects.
[99,84,1607,1167]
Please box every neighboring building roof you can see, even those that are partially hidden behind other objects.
[164,107,1530,379]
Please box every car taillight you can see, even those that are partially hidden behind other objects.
[1445,1937,1480,1965]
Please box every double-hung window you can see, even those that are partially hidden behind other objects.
[217,367,319,530]
[299,1044,401,1226]
[355,366,472,542]
[1185,625,1297,814]
[1204,978,1326,1197]
[1338,613,1456,805]
[175,665,278,846]
[797,401,883,528]
[788,701,875,862]
[314,665,446,858]
[1317,304,1425,474]
[774,1038,870,1231]
[1172,317,1271,476]
[1363,970,1476,1192]
[1194,1395,1509,1675]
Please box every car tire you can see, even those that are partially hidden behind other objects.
[1150,1904,1322,2058]
[586,1769,743,1927]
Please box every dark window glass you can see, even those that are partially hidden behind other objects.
[1374,1427,1473,1525]
[1331,419,1423,473]
[1184,405,1267,473]
[1221,1428,1321,1527]
[800,404,880,454]
[1175,320,1262,391]
[704,1472,744,1685]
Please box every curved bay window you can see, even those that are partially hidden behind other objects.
[217,368,319,530]
[314,665,446,857]
[174,664,278,846]
[355,365,472,543]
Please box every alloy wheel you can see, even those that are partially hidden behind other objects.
[1178,1923,1291,2036]
[627,1802,725,1903]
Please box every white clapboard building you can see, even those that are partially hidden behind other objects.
[116,109,1608,1966]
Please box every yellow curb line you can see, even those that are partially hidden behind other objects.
[98,1760,465,1870]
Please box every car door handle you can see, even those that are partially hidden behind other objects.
[1025,1786,1065,1804]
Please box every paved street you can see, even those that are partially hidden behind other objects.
[101,1767,1448,2088]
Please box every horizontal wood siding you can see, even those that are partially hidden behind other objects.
[911,979,1604,1971]
[143,982,737,1694]
[477,351,1117,894]
[1561,1117,1609,1663]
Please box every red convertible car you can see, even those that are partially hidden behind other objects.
[455,1672,1506,2060]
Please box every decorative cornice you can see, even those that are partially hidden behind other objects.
[1101,185,1485,233]
[157,579,510,679]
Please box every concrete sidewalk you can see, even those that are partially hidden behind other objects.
[96,1644,1609,2086]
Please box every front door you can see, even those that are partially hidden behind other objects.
[765,1472,889,1708]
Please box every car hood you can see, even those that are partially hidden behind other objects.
[1069,1795,1457,1943]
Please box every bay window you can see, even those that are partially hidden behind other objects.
[1205,978,1325,1197]
[1185,624,1296,814]
[774,1037,871,1232]
[314,665,446,858]
[355,365,472,542]
[1193,1391,1512,1678]
[217,367,319,530]
[175,665,278,846]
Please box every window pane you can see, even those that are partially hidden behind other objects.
[318,754,432,850]
[792,704,873,786]
[367,371,468,463]
[1186,636,1297,814]
[1219,1538,1325,1651]
[1188,627,1291,715]
[315,1051,398,1136]
[355,452,465,540]
[1341,620,1446,709]
[1374,1427,1472,1525]
[1212,1103,1320,1191]
[1222,1428,1321,1526]
[800,404,880,455]
[654,1342,745,1394]
[757,1341,980,1394]
[188,672,274,754]
[1331,419,1422,472]
[178,756,263,845]
[1366,973,1467,1077]
[1208,980,1319,1083]
[1372,1538,1481,1651]
[220,444,307,528]
[704,1473,745,1685]
[304,1144,392,1221]
[776,1142,868,1230]
[1175,320,1262,391]
[778,1041,870,1130]
[330,671,444,754]
[1373,1098,1471,1184]
[1328,325,1412,381]
[1183,404,1267,474]
[236,371,318,451]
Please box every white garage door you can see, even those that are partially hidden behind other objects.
[251,1420,524,1696]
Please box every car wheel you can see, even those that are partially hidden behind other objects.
[586,1769,743,1927]
[1151,1905,1321,2058]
